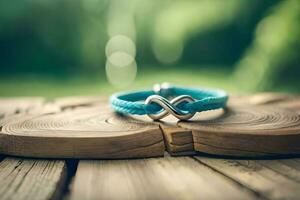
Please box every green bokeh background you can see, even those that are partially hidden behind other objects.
[0,0,299,97]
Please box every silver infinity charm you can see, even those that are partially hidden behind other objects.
[145,95,196,120]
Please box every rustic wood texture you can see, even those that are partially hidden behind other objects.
[0,97,69,200]
[1,96,300,200]
[70,156,258,200]
[159,123,195,155]
[158,93,300,157]
[195,156,300,200]
[1,94,300,159]
[179,105,300,156]
[0,157,67,200]
[0,103,165,159]
[128,115,195,155]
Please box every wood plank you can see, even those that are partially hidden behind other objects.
[195,156,300,200]
[70,156,259,200]
[0,157,67,200]
[256,158,300,184]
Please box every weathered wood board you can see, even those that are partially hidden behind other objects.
[69,156,258,200]
[195,156,300,200]
[0,157,67,200]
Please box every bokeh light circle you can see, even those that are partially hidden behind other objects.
[105,35,136,58]
[105,52,137,88]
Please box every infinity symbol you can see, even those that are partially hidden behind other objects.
[145,95,196,120]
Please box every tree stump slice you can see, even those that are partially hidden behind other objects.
[179,105,300,157]
[1,94,300,158]
[0,101,165,159]
[157,94,300,156]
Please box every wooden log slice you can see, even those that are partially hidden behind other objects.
[0,103,165,159]
[115,94,300,156]
[178,105,300,157]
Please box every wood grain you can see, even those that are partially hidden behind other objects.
[179,105,300,156]
[159,123,195,156]
[195,156,300,200]
[0,103,165,158]
[70,156,258,200]
[130,94,300,156]
[0,157,67,200]
[257,159,300,184]
[127,115,195,155]
[1,94,300,158]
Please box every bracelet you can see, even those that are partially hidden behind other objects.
[110,83,228,120]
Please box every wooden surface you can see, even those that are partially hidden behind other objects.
[179,105,300,156]
[195,157,300,200]
[0,97,69,200]
[129,115,195,156]
[0,99,164,159]
[70,156,257,200]
[175,94,300,157]
[0,158,67,200]
[0,95,300,200]
[0,155,299,200]
[1,94,300,158]
[131,94,300,157]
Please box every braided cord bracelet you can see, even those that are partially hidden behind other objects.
[110,83,228,120]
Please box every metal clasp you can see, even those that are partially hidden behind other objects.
[145,94,195,120]
[153,82,172,98]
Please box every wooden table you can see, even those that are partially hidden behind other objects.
[1,153,300,200]
[1,96,300,200]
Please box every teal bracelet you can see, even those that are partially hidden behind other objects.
[110,83,228,120]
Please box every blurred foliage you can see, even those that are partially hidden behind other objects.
[234,0,300,91]
[0,0,299,95]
